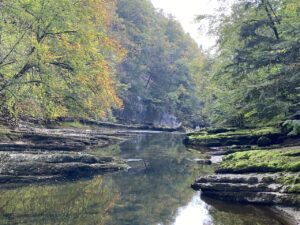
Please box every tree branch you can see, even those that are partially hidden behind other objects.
[266,0,280,24]
[261,0,279,40]
[44,30,77,37]
[37,23,52,42]
[49,62,74,72]
[0,60,16,68]
[0,30,27,65]
[145,73,152,88]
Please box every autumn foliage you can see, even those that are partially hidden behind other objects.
[0,0,125,121]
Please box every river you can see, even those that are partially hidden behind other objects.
[0,133,292,224]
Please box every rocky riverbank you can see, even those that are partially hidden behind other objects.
[0,120,177,182]
[192,172,300,206]
[0,152,128,178]
[184,126,300,224]
[184,126,288,148]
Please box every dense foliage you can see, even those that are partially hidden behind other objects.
[0,0,206,127]
[2,0,298,128]
[197,0,300,127]
[0,0,124,122]
[112,0,205,126]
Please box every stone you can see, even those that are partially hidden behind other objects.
[184,127,283,148]
[191,173,300,207]
[0,152,128,178]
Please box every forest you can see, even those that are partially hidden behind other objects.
[197,0,300,129]
[1,0,299,130]
[0,0,203,127]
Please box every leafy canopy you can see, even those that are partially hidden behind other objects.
[0,0,125,121]
[195,0,300,127]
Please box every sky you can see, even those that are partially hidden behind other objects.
[150,0,232,51]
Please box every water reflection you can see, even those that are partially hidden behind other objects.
[170,192,292,225]
[0,134,294,225]
[0,176,118,225]
[104,134,214,225]
[172,193,212,225]
[104,134,293,225]
[202,196,292,225]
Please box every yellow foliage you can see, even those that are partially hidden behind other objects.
[0,0,125,120]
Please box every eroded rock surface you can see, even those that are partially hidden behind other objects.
[184,127,283,148]
[192,173,300,206]
[0,124,136,152]
[0,152,128,179]
[185,126,300,223]
[0,123,137,180]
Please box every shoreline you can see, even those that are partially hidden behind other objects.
[0,121,178,182]
[184,126,300,224]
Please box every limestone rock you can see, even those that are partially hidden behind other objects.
[0,152,128,178]
[192,173,300,207]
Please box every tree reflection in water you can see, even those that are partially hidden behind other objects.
[0,176,118,225]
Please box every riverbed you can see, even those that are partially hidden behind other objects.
[0,133,293,224]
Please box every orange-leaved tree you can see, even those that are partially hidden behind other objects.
[0,0,126,121]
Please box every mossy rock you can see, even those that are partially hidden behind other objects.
[286,184,300,193]
[280,175,300,185]
[184,126,282,148]
[217,148,300,174]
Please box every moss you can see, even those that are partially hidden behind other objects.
[288,161,300,172]
[185,126,282,147]
[217,149,300,173]
[286,184,300,193]
[282,151,300,157]
[280,176,295,185]
[279,174,300,185]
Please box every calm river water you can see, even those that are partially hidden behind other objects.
[0,133,292,225]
